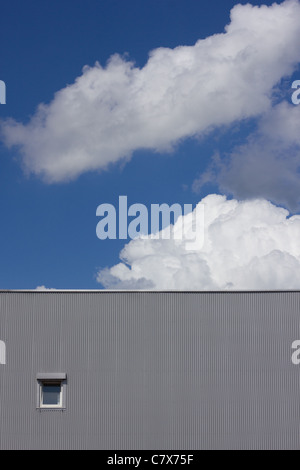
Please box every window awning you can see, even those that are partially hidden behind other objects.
[36,373,67,380]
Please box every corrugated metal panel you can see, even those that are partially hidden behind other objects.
[0,291,299,449]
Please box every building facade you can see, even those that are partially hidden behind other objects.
[0,290,299,450]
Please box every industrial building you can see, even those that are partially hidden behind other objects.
[0,290,298,450]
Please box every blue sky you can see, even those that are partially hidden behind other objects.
[1,0,300,290]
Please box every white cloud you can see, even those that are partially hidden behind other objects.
[35,285,57,291]
[2,0,300,182]
[193,101,300,210]
[97,194,300,290]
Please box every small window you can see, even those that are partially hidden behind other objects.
[40,382,62,408]
[37,373,67,410]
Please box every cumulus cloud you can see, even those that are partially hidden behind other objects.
[96,194,300,290]
[35,285,57,291]
[1,1,300,182]
[193,101,300,210]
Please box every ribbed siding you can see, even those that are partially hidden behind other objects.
[0,291,299,449]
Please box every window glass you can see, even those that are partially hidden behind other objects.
[42,383,61,406]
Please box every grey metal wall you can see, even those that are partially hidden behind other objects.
[0,290,299,450]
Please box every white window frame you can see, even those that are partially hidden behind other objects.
[36,373,67,410]
[40,381,63,409]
